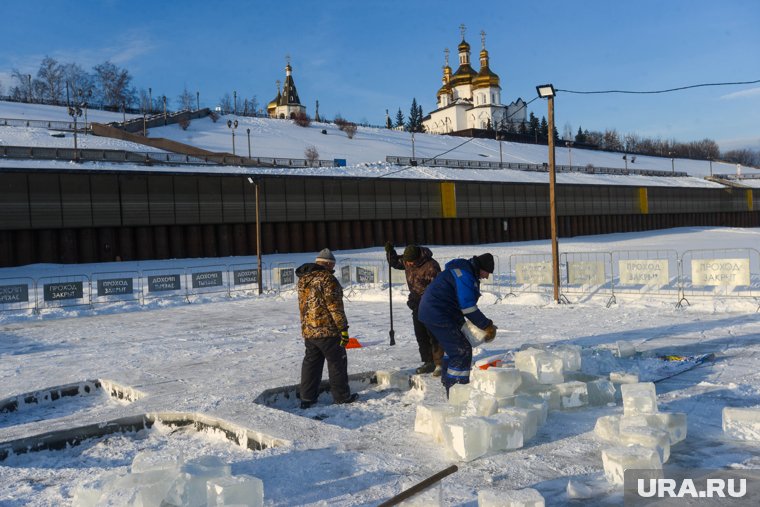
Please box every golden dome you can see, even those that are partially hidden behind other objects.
[450,64,476,88]
[472,48,500,89]
[457,39,470,52]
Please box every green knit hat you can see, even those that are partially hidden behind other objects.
[402,245,421,262]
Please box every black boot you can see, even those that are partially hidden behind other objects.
[336,393,358,405]
[415,361,435,374]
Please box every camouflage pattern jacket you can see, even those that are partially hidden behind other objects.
[296,263,348,339]
[387,246,441,310]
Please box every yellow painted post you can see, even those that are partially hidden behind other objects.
[747,189,753,211]
[441,182,457,218]
[638,187,649,214]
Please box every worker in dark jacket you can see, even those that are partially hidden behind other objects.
[418,253,498,396]
[385,243,443,375]
[296,248,358,408]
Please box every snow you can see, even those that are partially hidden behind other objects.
[2,227,760,505]
[0,100,752,186]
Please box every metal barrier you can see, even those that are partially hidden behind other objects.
[91,270,141,305]
[610,250,680,302]
[560,251,615,306]
[507,253,555,297]
[186,264,230,298]
[35,275,91,310]
[229,262,268,294]
[272,263,297,296]
[0,117,87,131]
[679,248,760,306]
[0,277,35,313]
[141,269,186,303]
[385,155,689,177]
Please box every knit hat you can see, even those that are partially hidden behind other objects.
[473,253,495,273]
[402,245,421,262]
[316,248,336,263]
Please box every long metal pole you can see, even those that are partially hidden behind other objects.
[548,95,560,303]
[255,181,263,295]
[388,258,395,346]
[378,465,457,507]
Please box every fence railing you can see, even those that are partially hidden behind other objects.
[386,155,689,177]
[3,248,760,315]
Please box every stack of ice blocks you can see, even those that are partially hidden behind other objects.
[72,451,265,507]
[594,381,688,484]
[514,346,594,410]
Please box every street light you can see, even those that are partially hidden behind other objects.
[162,95,167,125]
[149,87,152,114]
[565,141,573,167]
[196,91,200,111]
[233,90,237,115]
[622,154,628,171]
[246,128,251,158]
[247,176,263,295]
[536,83,560,303]
[227,119,238,155]
[65,82,82,161]
[668,151,674,173]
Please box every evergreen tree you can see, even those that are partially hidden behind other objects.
[395,108,405,129]
[575,126,586,143]
[518,121,528,135]
[528,112,539,140]
[386,114,392,129]
[540,116,548,139]
[406,98,421,132]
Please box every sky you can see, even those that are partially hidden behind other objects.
[1,0,759,151]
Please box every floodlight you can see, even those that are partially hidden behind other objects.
[536,84,556,98]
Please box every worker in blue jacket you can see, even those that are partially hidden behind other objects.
[419,253,498,396]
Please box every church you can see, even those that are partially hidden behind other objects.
[267,58,306,119]
[422,27,527,134]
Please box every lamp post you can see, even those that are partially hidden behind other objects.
[709,157,713,177]
[565,141,573,167]
[623,154,628,171]
[233,90,237,115]
[411,131,416,163]
[536,84,560,303]
[149,87,152,114]
[669,151,674,173]
[143,113,147,136]
[246,128,251,158]
[27,74,32,102]
[227,119,238,155]
[162,95,167,125]
[247,177,263,295]
[196,91,200,111]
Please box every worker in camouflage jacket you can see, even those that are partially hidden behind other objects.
[385,242,444,375]
[296,248,357,408]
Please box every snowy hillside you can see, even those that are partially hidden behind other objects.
[0,100,751,180]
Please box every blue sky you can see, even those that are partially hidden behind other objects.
[2,0,758,151]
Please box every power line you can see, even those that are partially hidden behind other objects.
[557,79,760,95]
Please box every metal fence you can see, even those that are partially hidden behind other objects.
[0,117,88,131]
[386,155,689,177]
[3,248,760,315]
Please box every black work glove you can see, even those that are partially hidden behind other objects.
[384,241,394,254]
[340,330,350,348]
[484,324,498,343]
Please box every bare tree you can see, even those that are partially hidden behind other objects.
[343,122,358,139]
[304,145,319,165]
[177,86,194,111]
[11,69,33,102]
[37,56,65,103]
[218,93,232,114]
[293,111,311,127]
[93,61,136,108]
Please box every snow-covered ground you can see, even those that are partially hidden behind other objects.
[1,100,751,180]
[2,227,760,506]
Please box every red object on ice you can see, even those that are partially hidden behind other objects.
[478,359,503,370]
[346,337,363,349]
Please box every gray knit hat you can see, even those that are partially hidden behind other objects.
[316,248,336,262]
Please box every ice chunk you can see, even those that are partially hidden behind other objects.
[586,378,616,406]
[442,417,489,462]
[514,349,564,384]
[610,371,639,384]
[594,415,621,443]
[619,413,687,445]
[376,370,411,390]
[620,425,671,462]
[621,382,658,415]
[556,381,588,409]
[552,344,582,372]
[499,407,539,441]
[72,471,122,507]
[484,412,524,451]
[518,384,560,411]
[602,445,662,485]
[207,475,264,507]
[415,403,459,443]
[723,407,760,441]
[472,367,522,397]
[449,384,473,407]
[496,394,518,408]
[478,488,545,507]
[399,480,442,506]
[168,455,232,507]
[514,395,548,425]
[463,390,499,417]
[566,479,593,499]
[131,448,183,474]
[616,341,636,358]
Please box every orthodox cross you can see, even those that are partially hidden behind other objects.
[459,23,466,39]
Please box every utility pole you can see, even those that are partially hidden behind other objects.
[196,91,200,111]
